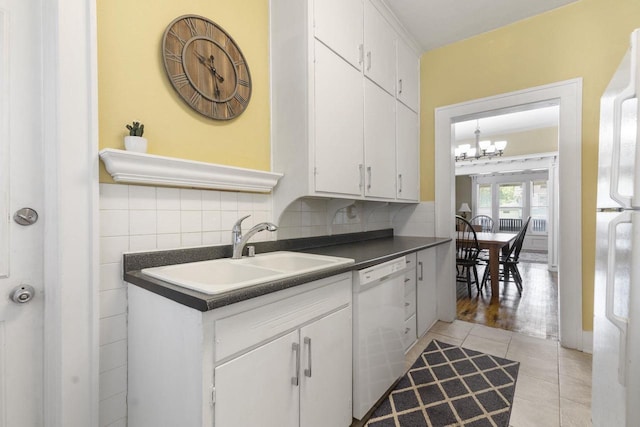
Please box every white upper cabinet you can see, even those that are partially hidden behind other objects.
[314,41,364,196]
[313,0,363,71]
[363,1,397,95]
[396,102,419,201]
[396,38,420,112]
[270,0,421,221]
[364,79,397,199]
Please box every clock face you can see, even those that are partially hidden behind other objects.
[162,15,252,120]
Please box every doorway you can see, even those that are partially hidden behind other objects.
[452,105,560,339]
[434,79,584,350]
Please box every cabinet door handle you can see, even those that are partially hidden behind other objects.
[398,174,403,194]
[418,261,424,281]
[359,164,364,190]
[404,277,410,283]
[367,166,372,191]
[366,51,372,71]
[292,342,300,386]
[304,337,312,378]
[399,79,403,94]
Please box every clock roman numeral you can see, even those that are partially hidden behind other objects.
[238,78,249,87]
[165,51,182,63]
[169,28,188,46]
[226,103,234,116]
[172,73,189,88]
[234,92,248,107]
[205,22,215,38]
[233,59,245,68]
[190,91,202,106]
[212,102,219,117]
[185,18,199,37]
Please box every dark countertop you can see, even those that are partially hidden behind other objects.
[123,229,451,312]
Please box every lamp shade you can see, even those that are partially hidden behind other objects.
[458,202,471,213]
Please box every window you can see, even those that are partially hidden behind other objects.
[477,184,492,217]
[498,183,523,220]
[531,181,548,232]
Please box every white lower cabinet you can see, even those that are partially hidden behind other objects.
[127,273,352,427]
[417,247,437,336]
[215,307,352,427]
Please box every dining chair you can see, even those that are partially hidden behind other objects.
[455,215,482,297]
[481,216,531,295]
[470,215,494,232]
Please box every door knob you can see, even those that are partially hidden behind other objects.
[10,285,35,304]
[13,208,38,226]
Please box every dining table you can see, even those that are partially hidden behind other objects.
[457,231,518,302]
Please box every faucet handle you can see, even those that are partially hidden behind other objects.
[232,215,251,232]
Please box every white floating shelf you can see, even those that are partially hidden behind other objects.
[99,149,283,193]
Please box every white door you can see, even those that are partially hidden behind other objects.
[0,0,45,425]
[364,79,396,199]
[396,39,419,113]
[314,40,364,197]
[313,0,363,70]
[214,331,299,427]
[417,248,437,336]
[363,0,396,95]
[396,102,419,201]
[299,307,352,427]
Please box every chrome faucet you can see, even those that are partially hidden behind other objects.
[231,215,278,259]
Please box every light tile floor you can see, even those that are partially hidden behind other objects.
[405,320,593,427]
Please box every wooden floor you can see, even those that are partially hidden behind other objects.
[456,259,559,339]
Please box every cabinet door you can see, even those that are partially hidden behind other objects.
[363,1,396,95]
[364,79,396,199]
[417,248,437,336]
[396,102,419,201]
[299,307,352,427]
[313,0,363,70]
[396,39,419,112]
[314,41,364,196]
[214,331,299,427]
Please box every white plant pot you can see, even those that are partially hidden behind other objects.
[124,136,148,153]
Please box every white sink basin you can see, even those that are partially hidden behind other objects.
[141,251,354,295]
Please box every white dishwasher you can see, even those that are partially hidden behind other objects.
[352,256,407,420]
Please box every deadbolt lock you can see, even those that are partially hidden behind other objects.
[10,285,35,304]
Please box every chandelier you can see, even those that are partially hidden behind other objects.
[455,120,507,161]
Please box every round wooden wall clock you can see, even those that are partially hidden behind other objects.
[162,14,252,120]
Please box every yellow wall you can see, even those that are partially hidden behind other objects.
[420,0,640,330]
[97,0,271,182]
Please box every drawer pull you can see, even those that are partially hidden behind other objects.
[418,261,424,281]
[304,337,312,378]
[404,327,410,334]
[404,278,411,283]
[292,342,300,386]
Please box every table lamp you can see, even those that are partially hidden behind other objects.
[458,203,471,219]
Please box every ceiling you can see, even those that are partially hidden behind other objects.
[383,0,580,52]
[454,105,559,141]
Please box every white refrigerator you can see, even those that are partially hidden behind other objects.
[593,28,640,426]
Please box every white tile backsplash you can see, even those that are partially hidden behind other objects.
[100,263,123,291]
[157,210,181,234]
[156,187,181,210]
[129,210,157,235]
[157,233,181,249]
[128,185,156,210]
[100,365,127,401]
[180,210,202,233]
[180,189,202,210]
[100,340,127,374]
[100,210,129,237]
[99,314,127,346]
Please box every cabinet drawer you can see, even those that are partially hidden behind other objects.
[403,314,417,351]
[404,279,416,320]
[404,253,417,268]
[215,276,351,361]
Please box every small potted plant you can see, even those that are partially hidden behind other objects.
[124,121,147,153]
